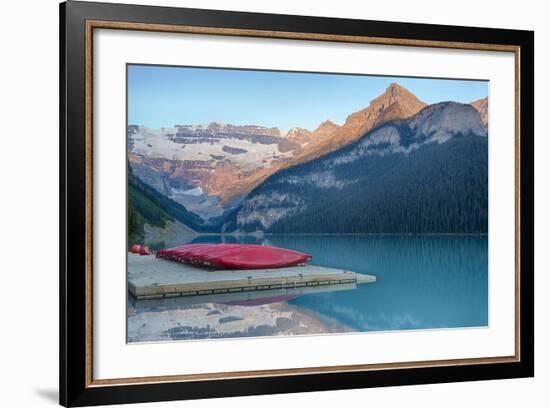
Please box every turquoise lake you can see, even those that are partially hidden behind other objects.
[127,234,488,342]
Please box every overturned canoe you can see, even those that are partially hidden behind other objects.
[156,243,312,270]
[130,244,150,256]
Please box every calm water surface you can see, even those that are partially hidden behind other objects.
[128,234,488,342]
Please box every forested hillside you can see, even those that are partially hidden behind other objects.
[127,167,212,242]
[222,102,488,234]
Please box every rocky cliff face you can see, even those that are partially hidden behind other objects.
[471,97,488,128]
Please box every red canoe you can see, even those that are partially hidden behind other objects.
[129,244,150,255]
[156,244,312,270]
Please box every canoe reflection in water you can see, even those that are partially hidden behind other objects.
[127,283,359,342]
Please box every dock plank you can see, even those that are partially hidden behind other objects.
[128,254,376,299]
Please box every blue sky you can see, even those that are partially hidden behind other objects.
[128,64,488,132]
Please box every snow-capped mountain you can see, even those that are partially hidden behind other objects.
[128,122,291,220]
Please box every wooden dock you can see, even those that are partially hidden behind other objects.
[130,282,360,310]
[128,254,376,300]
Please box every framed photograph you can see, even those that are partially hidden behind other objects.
[60,1,534,406]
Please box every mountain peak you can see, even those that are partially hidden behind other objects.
[311,119,340,140]
[376,82,420,103]
[317,119,339,130]
[385,82,407,94]
[321,119,335,125]
[277,84,427,169]
[345,83,426,129]
[220,85,426,203]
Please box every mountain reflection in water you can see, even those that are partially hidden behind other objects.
[128,234,487,342]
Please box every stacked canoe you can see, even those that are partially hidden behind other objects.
[155,244,312,270]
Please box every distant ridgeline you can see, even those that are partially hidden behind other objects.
[221,102,488,234]
[127,166,217,242]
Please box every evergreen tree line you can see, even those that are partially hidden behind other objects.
[227,133,488,234]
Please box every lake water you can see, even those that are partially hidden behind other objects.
[127,234,488,342]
